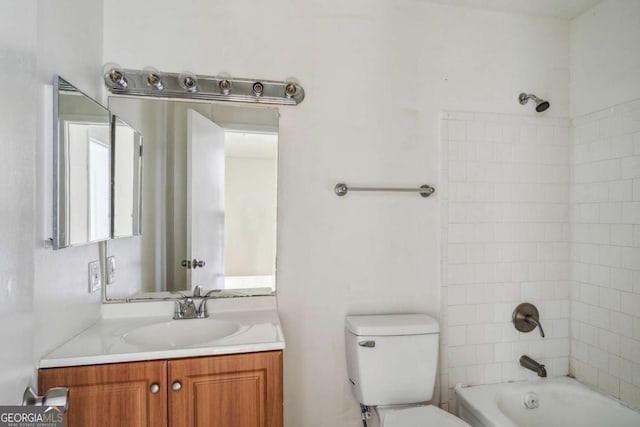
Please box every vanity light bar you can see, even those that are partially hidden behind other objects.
[103,67,305,105]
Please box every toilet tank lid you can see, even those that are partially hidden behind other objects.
[345,314,439,336]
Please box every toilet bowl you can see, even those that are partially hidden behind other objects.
[345,314,470,427]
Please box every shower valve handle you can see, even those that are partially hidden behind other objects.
[513,303,545,338]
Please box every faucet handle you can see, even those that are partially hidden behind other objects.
[182,298,197,318]
[173,299,184,319]
[193,285,203,298]
[174,297,198,319]
[525,314,545,338]
[513,303,545,338]
[197,299,210,318]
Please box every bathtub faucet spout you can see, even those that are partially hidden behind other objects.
[520,355,547,377]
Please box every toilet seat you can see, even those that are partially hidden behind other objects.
[379,405,470,427]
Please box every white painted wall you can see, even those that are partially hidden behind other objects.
[113,125,136,237]
[104,1,569,425]
[570,0,640,117]
[569,0,640,408]
[108,98,167,295]
[0,0,39,405]
[0,0,104,404]
[224,148,278,277]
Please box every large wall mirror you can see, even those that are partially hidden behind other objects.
[53,76,111,249]
[107,97,278,299]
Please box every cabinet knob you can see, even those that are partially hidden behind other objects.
[150,383,160,394]
[172,381,182,392]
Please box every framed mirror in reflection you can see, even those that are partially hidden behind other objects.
[107,97,278,300]
[53,76,111,249]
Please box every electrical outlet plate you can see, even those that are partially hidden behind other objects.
[88,260,101,293]
[106,256,116,285]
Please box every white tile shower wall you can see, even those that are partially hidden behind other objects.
[570,99,640,407]
[440,112,571,409]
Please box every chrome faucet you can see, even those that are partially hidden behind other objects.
[196,288,224,318]
[173,286,223,319]
[520,355,547,377]
[174,298,199,319]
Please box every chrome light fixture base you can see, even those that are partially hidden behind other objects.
[103,67,305,105]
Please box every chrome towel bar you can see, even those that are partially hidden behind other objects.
[334,183,435,198]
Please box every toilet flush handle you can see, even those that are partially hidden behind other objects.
[358,341,375,348]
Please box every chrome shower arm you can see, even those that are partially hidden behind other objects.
[519,93,540,104]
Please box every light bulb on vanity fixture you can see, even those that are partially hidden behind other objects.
[284,83,297,98]
[143,66,164,90]
[219,80,231,94]
[252,82,264,97]
[103,63,128,88]
[217,72,231,95]
[178,71,198,92]
[283,77,302,99]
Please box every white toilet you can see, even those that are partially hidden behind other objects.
[345,314,470,427]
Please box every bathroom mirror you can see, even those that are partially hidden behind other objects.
[53,76,111,249]
[112,116,143,238]
[107,97,278,299]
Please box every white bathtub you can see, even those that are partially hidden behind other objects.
[455,377,640,427]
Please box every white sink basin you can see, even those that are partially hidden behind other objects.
[122,318,240,347]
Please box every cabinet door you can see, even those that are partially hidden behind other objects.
[168,351,283,427]
[39,360,167,427]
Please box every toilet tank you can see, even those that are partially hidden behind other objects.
[345,314,439,406]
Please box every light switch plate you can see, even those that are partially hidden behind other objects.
[106,256,116,285]
[88,260,101,293]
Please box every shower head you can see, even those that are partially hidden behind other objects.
[519,93,550,112]
[535,100,550,112]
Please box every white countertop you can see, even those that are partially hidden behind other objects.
[40,297,285,368]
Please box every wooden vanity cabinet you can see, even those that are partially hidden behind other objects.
[38,360,167,427]
[169,351,283,427]
[38,350,283,427]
